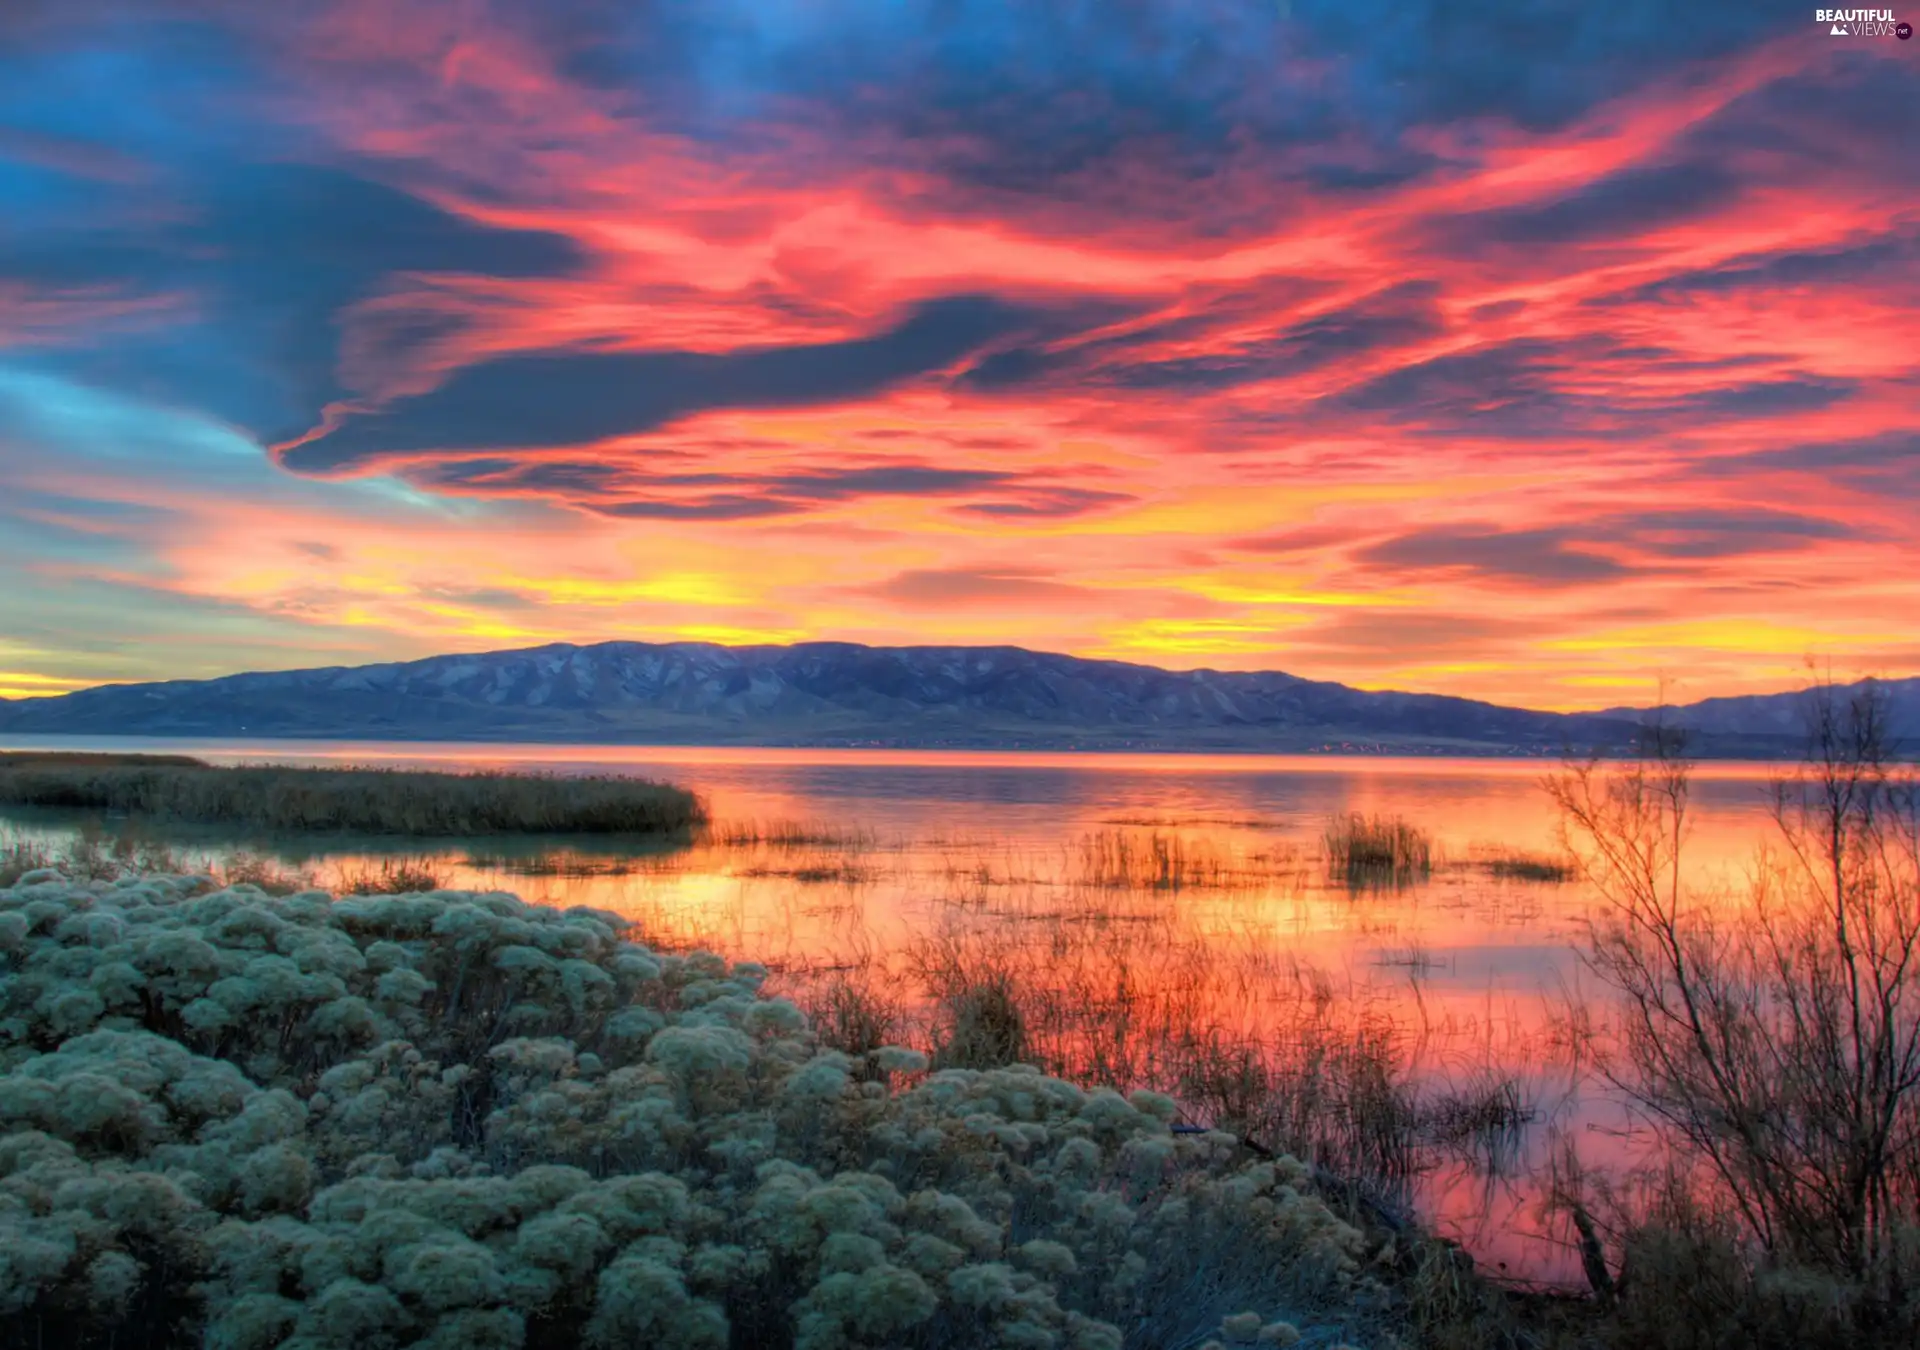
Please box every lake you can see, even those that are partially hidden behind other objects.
[0,737,1796,1286]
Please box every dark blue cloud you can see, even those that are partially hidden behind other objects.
[1612,508,1854,558]
[407,453,1136,523]
[1435,161,1739,253]
[1695,432,1920,500]
[772,466,1013,500]
[588,496,803,522]
[954,488,1136,519]
[1743,432,1920,474]
[1329,338,1860,437]
[1331,338,1577,433]
[3,164,585,438]
[1360,525,1631,585]
[1677,55,1920,186]
[1102,283,1444,390]
[281,296,1062,471]
[515,0,1784,234]
[1592,232,1920,305]
[1359,508,1857,586]
[963,282,1441,393]
[1677,377,1857,419]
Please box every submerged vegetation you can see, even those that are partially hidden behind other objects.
[0,761,705,836]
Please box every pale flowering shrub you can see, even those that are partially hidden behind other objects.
[0,873,1398,1349]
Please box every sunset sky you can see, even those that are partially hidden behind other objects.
[2,2,1915,710]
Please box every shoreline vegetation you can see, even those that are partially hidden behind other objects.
[1,867,1433,1350]
[0,754,705,837]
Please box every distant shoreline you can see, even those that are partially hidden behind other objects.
[0,729,1836,763]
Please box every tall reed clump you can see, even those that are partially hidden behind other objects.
[0,762,705,836]
[1546,680,1920,1343]
[1072,829,1254,891]
[1323,814,1432,887]
[0,867,1414,1350]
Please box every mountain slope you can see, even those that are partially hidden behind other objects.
[0,641,1907,755]
[1607,679,1920,740]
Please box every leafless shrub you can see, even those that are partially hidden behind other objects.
[1551,680,1920,1280]
[804,974,903,1056]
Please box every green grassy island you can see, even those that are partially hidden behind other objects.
[0,755,704,837]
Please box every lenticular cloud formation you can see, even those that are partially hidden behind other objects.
[0,1,1915,705]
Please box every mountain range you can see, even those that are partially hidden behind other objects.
[1,641,1914,756]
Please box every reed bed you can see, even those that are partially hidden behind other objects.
[331,856,445,894]
[0,750,210,768]
[703,817,876,849]
[863,878,1541,1211]
[461,846,667,877]
[1099,813,1288,830]
[1421,1074,1537,1170]
[1071,827,1296,891]
[218,851,313,895]
[0,760,704,835]
[746,865,875,886]
[1483,848,1577,883]
[1324,812,1433,887]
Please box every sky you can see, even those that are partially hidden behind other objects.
[1,1,1916,711]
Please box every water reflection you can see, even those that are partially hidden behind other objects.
[0,738,1793,1285]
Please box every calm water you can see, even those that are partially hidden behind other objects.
[0,738,1794,1284]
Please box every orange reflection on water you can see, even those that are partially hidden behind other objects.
[0,739,1796,1283]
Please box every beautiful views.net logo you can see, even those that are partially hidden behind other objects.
[1815,7,1912,36]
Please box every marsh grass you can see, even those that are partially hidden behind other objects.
[217,851,312,896]
[801,974,904,1056]
[704,817,876,849]
[0,819,193,882]
[0,750,208,768]
[0,761,704,835]
[331,856,444,894]
[1483,849,1577,883]
[877,889,1506,1208]
[1071,827,1295,891]
[1099,813,1288,830]
[739,859,876,884]
[461,845,670,877]
[0,836,53,886]
[1324,812,1433,887]
[1421,1074,1536,1171]
[1168,1021,1426,1192]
